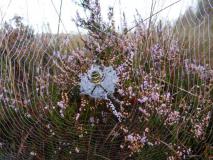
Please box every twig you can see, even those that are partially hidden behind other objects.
[17,118,42,158]
[103,123,119,144]
[57,0,63,36]
[17,126,34,157]
[149,135,178,156]
[94,153,111,160]
[153,76,198,97]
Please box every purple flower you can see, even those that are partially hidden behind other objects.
[150,43,163,60]
[53,51,61,58]
[138,96,148,104]
[140,81,149,90]
[150,92,159,101]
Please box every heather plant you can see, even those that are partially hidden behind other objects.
[0,0,213,159]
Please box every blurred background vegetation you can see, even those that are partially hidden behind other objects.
[175,0,213,64]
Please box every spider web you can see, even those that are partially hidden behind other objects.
[0,0,212,159]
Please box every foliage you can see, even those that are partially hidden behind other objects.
[0,0,213,159]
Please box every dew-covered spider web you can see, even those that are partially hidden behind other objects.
[0,0,213,159]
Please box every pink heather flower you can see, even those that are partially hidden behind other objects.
[67,55,74,63]
[139,107,150,117]
[128,86,133,94]
[53,50,61,59]
[169,40,179,54]
[127,135,134,142]
[118,89,125,96]
[57,101,65,109]
[150,43,163,59]
[76,113,80,121]
[138,96,148,104]
[75,147,80,153]
[150,92,160,102]
[117,64,126,74]
[165,111,180,125]
[194,124,203,138]
[107,101,122,122]
[165,92,171,101]
[145,128,149,133]
[140,81,149,90]
[140,136,147,144]
[157,104,169,116]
